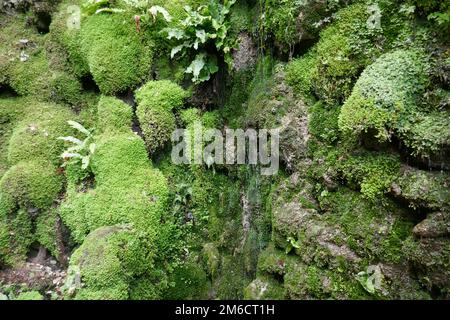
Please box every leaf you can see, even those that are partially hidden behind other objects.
[149,5,172,22]
[58,136,83,146]
[95,8,125,14]
[165,28,185,40]
[89,143,96,154]
[170,45,183,58]
[185,54,206,81]
[67,121,90,136]
[196,29,207,43]
[81,156,90,170]
[61,152,82,159]
[66,145,83,152]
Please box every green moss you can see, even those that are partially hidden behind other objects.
[339,49,432,156]
[284,262,369,299]
[308,101,340,145]
[135,80,187,153]
[97,96,132,133]
[0,14,42,85]
[15,291,44,300]
[7,103,75,166]
[285,52,317,98]
[35,208,59,259]
[319,188,414,264]
[80,13,153,94]
[66,225,154,300]
[339,152,401,200]
[164,261,209,299]
[202,242,220,278]
[244,276,285,300]
[263,0,329,52]
[0,161,62,210]
[135,80,187,110]
[0,208,33,266]
[393,169,450,210]
[310,3,382,105]
[8,50,82,104]
[48,0,90,77]
[61,134,168,242]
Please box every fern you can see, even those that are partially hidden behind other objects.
[58,121,95,171]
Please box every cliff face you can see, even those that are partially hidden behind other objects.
[0,0,449,300]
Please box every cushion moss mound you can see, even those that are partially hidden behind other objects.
[65,224,162,300]
[135,80,187,154]
[7,103,75,166]
[339,49,434,153]
[0,161,62,210]
[80,13,153,94]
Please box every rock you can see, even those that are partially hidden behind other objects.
[232,32,257,72]
[391,166,450,210]
[413,211,449,238]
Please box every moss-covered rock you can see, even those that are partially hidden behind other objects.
[0,161,62,210]
[391,167,450,210]
[7,102,75,166]
[338,49,438,158]
[80,13,153,94]
[65,225,158,300]
[135,80,187,154]
[97,96,132,133]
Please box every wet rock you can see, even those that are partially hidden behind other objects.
[232,32,257,72]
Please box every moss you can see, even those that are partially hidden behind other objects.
[80,13,153,94]
[35,208,59,259]
[97,96,132,133]
[285,52,317,98]
[308,101,340,145]
[202,242,220,278]
[135,80,187,110]
[48,0,90,77]
[339,152,401,200]
[0,208,33,266]
[0,161,62,210]
[164,261,209,299]
[309,3,383,105]
[135,80,187,153]
[61,134,169,242]
[153,56,186,84]
[7,102,75,166]
[393,169,450,210]
[66,225,152,300]
[244,276,285,300]
[0,14,43,85]
[284,262,369,299]
[318,188,414,264]
[8,50,83,104]
[263,0,330,52]
[15,291,44,300]
[339,49,432,156]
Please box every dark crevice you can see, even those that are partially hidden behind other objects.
[0,83,19,98]
[35,11,51,34]
[80,74,100,93]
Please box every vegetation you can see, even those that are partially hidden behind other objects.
[0,0,448,301]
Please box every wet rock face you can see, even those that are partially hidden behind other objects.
[232,32,257,72]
